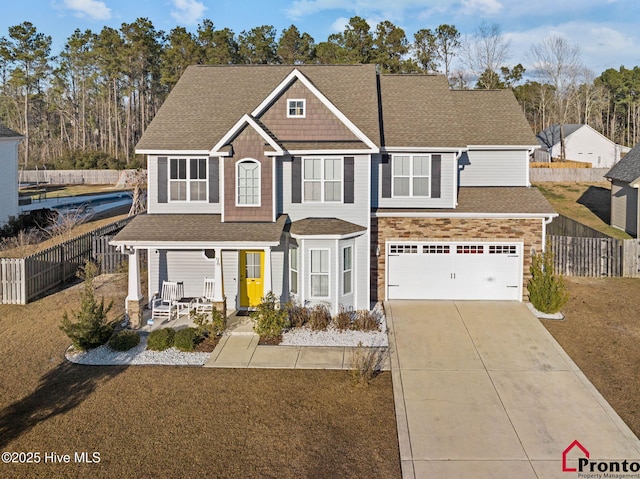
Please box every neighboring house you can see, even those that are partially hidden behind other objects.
[605,143,640,237]
[111,64,556,327]
[535,123,630,167]
[0,123,22,226]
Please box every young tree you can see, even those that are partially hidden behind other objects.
[435,24,460,80]
[530,35,583,159]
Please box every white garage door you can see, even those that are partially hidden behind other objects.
[387,242,522,300]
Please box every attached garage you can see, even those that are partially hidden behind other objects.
[386,241,523,301]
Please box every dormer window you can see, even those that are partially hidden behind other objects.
[287,99,305,118]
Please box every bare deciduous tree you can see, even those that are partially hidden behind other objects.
[461,22,510,88]
[530,35,583,159]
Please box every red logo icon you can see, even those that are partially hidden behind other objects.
[563,440,589,472]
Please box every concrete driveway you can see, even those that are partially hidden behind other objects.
[386,300,640,479]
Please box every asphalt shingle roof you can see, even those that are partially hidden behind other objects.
[290,218,367,237]
[136,65,536,152]
[375,187,556,215]
[605,143,640,183]
[112,214,288,244]
[536,124,584,149]
[0,123,21,138]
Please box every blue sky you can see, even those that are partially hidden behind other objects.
[1,0,639,76]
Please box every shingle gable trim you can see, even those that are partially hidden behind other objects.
[250,68,379,152]
[211,114,284,156]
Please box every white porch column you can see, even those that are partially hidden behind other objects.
[126,248,143,302]
[212,256,224,302]
[263,247,272,294]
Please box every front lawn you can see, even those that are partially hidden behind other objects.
[542,276,640,436]
[0,275,400,478]
[535,182,631,239]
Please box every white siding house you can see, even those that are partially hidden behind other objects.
[536,124,630,167]
[0,124,22,226]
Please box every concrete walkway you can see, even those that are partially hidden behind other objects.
[203,318,390,370]
[386,300,640,479]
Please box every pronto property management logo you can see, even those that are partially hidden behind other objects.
[563,440,640,477]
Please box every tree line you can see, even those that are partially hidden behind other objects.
[0,16,638,169]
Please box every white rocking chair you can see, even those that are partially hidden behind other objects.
[195,278,216,316]
[150,281,184,324]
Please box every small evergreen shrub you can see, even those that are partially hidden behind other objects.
[60,261,116,351]
[251,292,289,339]
[307,304,331,331]
[353,310,380,331]
[173,327,200,352]
[528,246,569,314]
[192,308,225,338]
[147,327,175,351]
[108,330,140,351]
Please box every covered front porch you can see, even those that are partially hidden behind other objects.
[110,213,288,328]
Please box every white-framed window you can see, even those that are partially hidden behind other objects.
[236,159,260,206]
[303,157,342,202]
[392,154,431,197]
[342,245,353,295]
[287,99,306,118]
[290,246,298,294]
[170,157,207,202]
[310,249,329,298]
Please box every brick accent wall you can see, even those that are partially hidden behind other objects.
[223,127,273,222]
[371,216,545,302]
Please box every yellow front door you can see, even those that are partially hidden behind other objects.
[239,250,264,307]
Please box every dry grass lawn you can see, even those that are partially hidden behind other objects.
[542,276,640,435]
[0,275,400,478]
[535,182,631,239]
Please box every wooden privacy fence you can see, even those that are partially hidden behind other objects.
[0,217,133,304]
[547,214,609,238]
[530,167,609,183]
[549,236,640,278]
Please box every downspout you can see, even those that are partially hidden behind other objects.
[454,149,464,207]
[542,215,556,252]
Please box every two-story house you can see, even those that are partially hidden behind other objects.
[111,64,556,327]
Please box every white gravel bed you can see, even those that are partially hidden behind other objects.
[281,303,389,347]
[526,302,565,320]
[66,335,210,366]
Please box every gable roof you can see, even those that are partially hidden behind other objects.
[605,143,640,183]
[136,64,381,152]
[136,64,537,153]
[537,124,587,149]
[0,123,21,138]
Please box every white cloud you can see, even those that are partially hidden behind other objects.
[170,0,207,25]
[62,0,111,21]
[460,0,503,16]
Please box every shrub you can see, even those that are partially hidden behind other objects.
[353,310,380,331]
[60,261,116,351]
[528,246,569,314]
[174,327,200,352]
[350,342,387,386]
[251,292,289,339]
[333,306,353,331]
[147,327,175,351]
[307,304,331,331]
[285,301,309,328]
[108,330,140,351]
[192,308,225,338]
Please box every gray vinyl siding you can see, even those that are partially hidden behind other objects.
[0,139,19,225]
[280,155,369,226]
[148,249,218,298]
[271,238,286,300]
[459,149,529,187]
[611,180,638,237]
[372,153,456,209]
[147,155,222,214]
[222,250,239,310]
